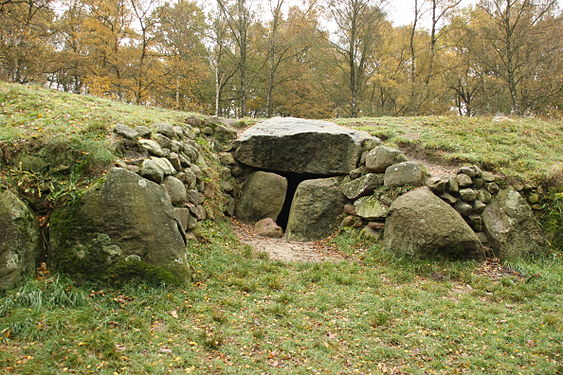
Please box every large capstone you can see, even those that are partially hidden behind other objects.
[482,187,546,259]
[286,177,347,241]
[236,171,288,223]
[384,187,483,258]
[49,168,189,284]
[0,189,41,290]
[234,117,371,175]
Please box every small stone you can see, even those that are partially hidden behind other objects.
[219,152,236,165]
[361,226,383,241]
[454,201,472,217]
[477,189,492,203]
[368,221,385,231]
[154,134,172,149]
[344,204,357,215]
[472,200,486,214]
[186,189,200,205]
[341,216,357,227]
[341,173,384,200]
[113,124,139,140]
[473,178,484,188]
[140,159,164,183]
[126,165,139,173]
[512,181,525,192]
[220,180,234,194]
[361,137,381,152]
[162,176,187,206]
[476,232,489,245]
[135,126,152,138]
[177,169,196,189]
[186,212,198,230]
[354,196,388,220]
[472,165,483,177]
[171,140,183,153]
[384,162,425,187]
[254,218,283,238]
[459,166,476,178]
[231,164,244,177]
[173,207,190,232]
[173,126,184,139]
[154,123,177,139]
[527,193,540,204]
[459,188,477,202]
[448,176,459,193]
[486,182,500,195]
[202,127,214,136]
[139,139,164,157]
[426,176,447,194]
[168,152,182,171]
[439,193,458,205]
[366,146,407,173]
[183,144,199,162]
[482,172,496,182]
[150,157,176,176]
[456,173,473,187]
[467,215,483,232]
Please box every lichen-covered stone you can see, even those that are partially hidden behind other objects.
[139,139,164,157]
[234,118,370,175]
[384,162,425,187]
[49,168,189,284]
[482,187,546,259]
[354,196,389,220]
[162,176,187,206]
[365,146,407,173]
[0,189,41,290]
[113,124,139,140]
[341,173,384,200]
[384,187,482,258]
[286,177,346,241]
[140,159,164,183]
[236,171,287,223]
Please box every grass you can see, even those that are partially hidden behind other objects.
[336,116,563,184]
[0,82,199,142]
[1,221,561,374]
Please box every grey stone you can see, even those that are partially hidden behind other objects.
[173,208,190,232]
[255,218,283,238]
[459,188,477,202]
[224,197,236,217]
[0,189,41,290]
[215,124,237,143]
[177,169,196,189]
[365,146,407,173]
[123,150,148,165]
[384,187,482,258]
[150,157,176,176]
[473,178,484,189]
[234,117,370,175]
[456,173,473,187]
[477,189,492,203]
[486,182,500,195]
[467,215,483,232]
[170,140,183,153]
[426,176,447,194]
[448,176,459,193]
[472,200,486,214]
[341,173,384,200]
[476,232,489,245]
[440,193,458,205]
[361,226,383,241]
[354,196,389,220]
[135,126,152,138]
[140,159,164,183]
[162,176,187,206]
[154,123,177,139]
[173,126,184,139]
[220,180,234,194]
[186,189,200,205]
[384,162,425,187]
[154,134,173,149]
[113,124,139,140]
[236,171,288,223]
[350,166,368,180]
[168,152,182,171]
[49,168,189,283]
[459,166,476,178]
[482,172,496,182]
[482,187,547,259]
[361,137,382,151]
[286,177,347,241]
[219,152,236,165]
[179,153,191,168]
[454,201,472,217]
[183,144,199,163]
[139,139,164,157]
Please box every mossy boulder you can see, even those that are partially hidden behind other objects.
[286,177,346,241]
[49,168,189,284]
[0,189,41,290]
[236,171,288,223]
[384,187,483,258]
[482,187,547,260]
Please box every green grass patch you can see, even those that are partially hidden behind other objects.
[336,116,563,184]
[1,221,560,374]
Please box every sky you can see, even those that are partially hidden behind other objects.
[387,0,477,27]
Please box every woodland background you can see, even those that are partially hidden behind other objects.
[0,0,561,118]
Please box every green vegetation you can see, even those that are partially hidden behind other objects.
[337,116,563,184]
[1,221,561,374]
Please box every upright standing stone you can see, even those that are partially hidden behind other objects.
[236,171,288,223]
[286,177,347,241]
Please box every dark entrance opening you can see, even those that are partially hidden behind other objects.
[275,171,327,230]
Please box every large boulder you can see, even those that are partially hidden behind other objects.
[482,187,546,259]
[236,171,288,223]
[384,187,483,258]
[286,177,347,241]
[0,189,41,290]
[234,117,371,175]
[49,168,189,285]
